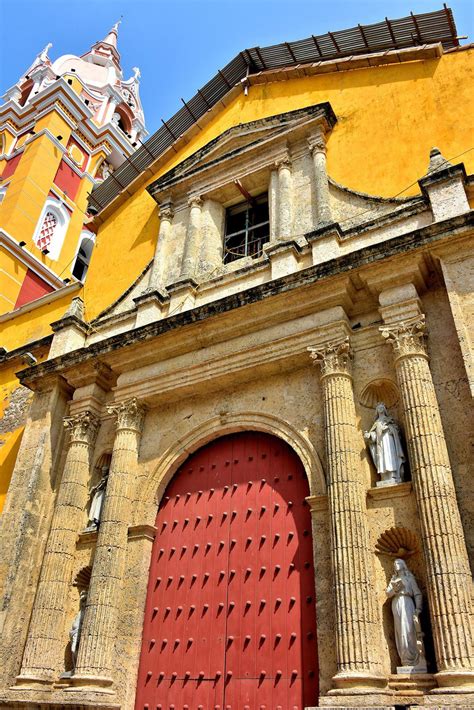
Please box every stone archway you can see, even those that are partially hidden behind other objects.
[135,431,319,709]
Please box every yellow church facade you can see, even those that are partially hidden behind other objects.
[0,7,473,709]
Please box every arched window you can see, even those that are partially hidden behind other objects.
[33,198,70,259]
[18,79,34,107]
[72,230,95,281]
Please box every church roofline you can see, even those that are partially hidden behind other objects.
[87,6,459,217]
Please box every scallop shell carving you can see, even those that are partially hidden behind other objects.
[375,527,419,559]
[73,565,92,590]
[359,379,399,409]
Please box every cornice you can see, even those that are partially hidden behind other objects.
[16,210,474,390]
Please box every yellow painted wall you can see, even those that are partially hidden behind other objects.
[0,248,28,312]
[0,289,80,352]
[84,49,474,321]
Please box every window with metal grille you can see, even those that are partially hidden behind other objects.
[36,211,57,251]
[223,194,269,264]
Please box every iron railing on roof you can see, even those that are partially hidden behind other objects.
[88,6,459,214]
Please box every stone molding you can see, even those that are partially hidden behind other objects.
[380,316,428,360]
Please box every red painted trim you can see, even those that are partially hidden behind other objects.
[14,268,55,309]
[1,153,22,180]
[53,158,81,201]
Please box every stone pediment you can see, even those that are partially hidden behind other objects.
[148,102,336,200]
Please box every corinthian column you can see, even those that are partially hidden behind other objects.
[72,398,146,690]
[308,127,332,225]
[309,337,385,693]
[381,316,474,690]
[148,201,174,290]
[180,195,203,280]
[17,411,99,686]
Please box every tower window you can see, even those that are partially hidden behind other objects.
[72,232,95,281]
[223,194,269,264]
[32,198,70,260]
[37,211,58,251]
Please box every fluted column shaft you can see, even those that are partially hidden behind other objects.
[148,202,174,289]
[18,411,99,683]
[73,398,145,688]
[381,317,474,687]
[277,158,292,240]
[309,338,383,690]
[180,196,202,279]
[309,127,332,224]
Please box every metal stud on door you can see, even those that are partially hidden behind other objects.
[135,432,318,710]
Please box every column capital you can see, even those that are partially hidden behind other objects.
[158,201,174,222]
[276,156,292,171]
[187,194,203,209]
[380,316,428,359]
[308,336,353,377]
[107,397,146,432]
[63,410,100,445]
[308,131,326,156]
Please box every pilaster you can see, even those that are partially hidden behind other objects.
[0,376,71,688]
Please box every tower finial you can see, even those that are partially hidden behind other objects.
[103,18,122,48]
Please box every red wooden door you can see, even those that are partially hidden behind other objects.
[135,432,318,710]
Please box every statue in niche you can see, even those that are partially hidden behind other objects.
[85,465,109,531]
[386,559,427,673]
[364,402,405,486]
[69,589,87,671]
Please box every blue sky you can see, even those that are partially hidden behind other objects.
[1,0,473,136]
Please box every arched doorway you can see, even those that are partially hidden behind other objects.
[135,431,318,709]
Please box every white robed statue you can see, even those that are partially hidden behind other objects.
[364,402,405,486]
[85,466,108,531]
[386,559,427,673]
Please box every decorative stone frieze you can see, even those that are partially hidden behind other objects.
[309,337,385,693]
[16,410,99,685]
[71,398,146,690]
[380,311,474,690]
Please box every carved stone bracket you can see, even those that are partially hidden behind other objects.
[308,336,353,377]
[380,317,428,360]
[63,410,100,445]
[106,397,146,432]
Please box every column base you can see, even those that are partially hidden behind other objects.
[13,673,53,689]
[432,669,474,693]
[65,673,114,694]
[330,670,388,692]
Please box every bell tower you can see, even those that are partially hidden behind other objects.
[0,22,146,313]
